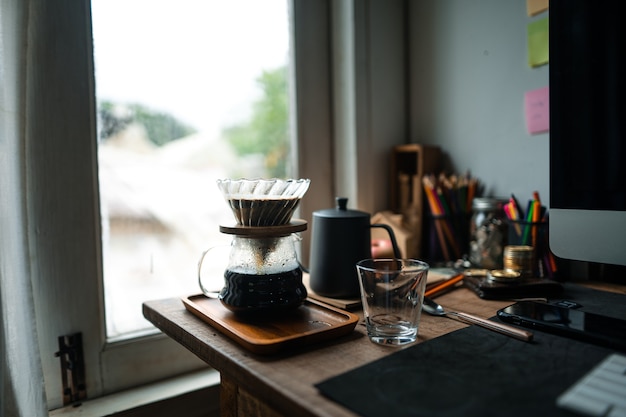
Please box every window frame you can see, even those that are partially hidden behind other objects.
[28,0,408,410]
[29,0,337,409]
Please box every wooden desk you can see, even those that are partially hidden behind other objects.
[143,288,519,417]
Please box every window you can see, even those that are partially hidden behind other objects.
[25,0,407,410]
[92,0,292,341]
[26,1,335,409]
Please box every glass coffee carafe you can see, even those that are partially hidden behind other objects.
[198,178,310,315]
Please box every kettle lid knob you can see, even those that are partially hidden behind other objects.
[336,197,348,211]
[314,197,368,219]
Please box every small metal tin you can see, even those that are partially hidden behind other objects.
[487,269,522,283]
[503,245,535,277]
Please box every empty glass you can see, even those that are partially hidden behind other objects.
[356,259,429,346]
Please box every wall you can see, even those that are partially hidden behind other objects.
[409,0,550,205]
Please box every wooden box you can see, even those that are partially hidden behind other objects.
[389,144,441,258]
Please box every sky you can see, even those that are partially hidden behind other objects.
[91,0,289,138]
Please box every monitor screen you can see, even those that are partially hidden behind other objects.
[549,0,626,266]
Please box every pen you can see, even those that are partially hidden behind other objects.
[531,199,540,247]
[533,191,541,205]
[510,193,523,216]
[424,272,464,298]
[522,200,534,244]
[506,199,522,235]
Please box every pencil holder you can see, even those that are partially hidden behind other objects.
[425,214,466,264]
[507,220,556,278]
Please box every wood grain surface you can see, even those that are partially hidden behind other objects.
[144,287,516,417]
[182,295,359,355]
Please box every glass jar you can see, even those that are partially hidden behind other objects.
[469,198,508,269]
[219,234,306,314]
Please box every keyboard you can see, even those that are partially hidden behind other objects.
[557,353,626,417]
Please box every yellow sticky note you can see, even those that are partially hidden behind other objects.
[528,17,548,67]
[527,0,548,17]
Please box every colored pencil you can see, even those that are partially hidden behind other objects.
[424,272,464,298]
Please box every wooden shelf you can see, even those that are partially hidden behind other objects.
[389,144,441,258]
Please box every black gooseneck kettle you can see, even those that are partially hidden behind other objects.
[308,197,401,298]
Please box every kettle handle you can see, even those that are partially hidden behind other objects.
[371,223,402,259]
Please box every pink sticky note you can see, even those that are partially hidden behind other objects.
[525,86,549,134]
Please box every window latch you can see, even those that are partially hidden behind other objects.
[55,332,87,406]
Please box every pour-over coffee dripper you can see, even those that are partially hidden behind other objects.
[202,178,310,315]
[218,178,310,227]
[217,178,310,264]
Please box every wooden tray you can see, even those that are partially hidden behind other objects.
[182,295,360,355]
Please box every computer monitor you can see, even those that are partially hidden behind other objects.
[549,0,626,267]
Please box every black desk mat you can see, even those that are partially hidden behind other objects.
[316,284,626,417]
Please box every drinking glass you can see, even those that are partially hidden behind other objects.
[356,259,429,346]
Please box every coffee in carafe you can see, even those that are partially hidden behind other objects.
[218,234,306,314]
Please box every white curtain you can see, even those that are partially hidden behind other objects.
[1,0,49,415]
